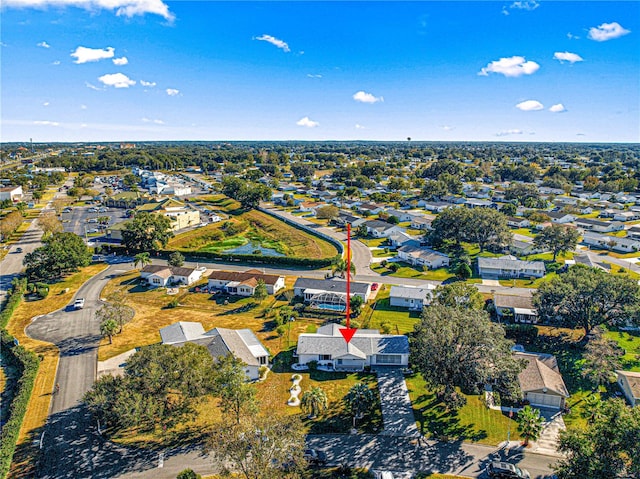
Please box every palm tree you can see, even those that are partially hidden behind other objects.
[300,387,328,419]
[331,257,356,278]
[100,319,119,344]
[516,405,545,446]
[345,383,375,421]
[134,252,151,269]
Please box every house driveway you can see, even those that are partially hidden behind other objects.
[481,278,501,287]
[529,408,565,457]
[376,369,419,437]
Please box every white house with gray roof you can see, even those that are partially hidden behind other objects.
[389,285,435,311]
[398,245,450,269]
[295,324,409,371]
[160,321,269,380]
[477,255,545,278]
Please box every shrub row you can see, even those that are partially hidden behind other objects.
[0,279,40,479]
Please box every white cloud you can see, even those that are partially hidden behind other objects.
[478,56,539,77]
[588,22,630,41]
[80,104,87,110]
[496,129,524,137]
[142,117,165,124]
[98,73,135,88]
[355,124,365,130]
[71,46,114,64]
[85,82,103,91]
[296,117,319,128]
[52,60,61,65]
[553,51,583,63]
[37,41,50,48]
[43,102,50,106]
[34,120,59,126]
[140,80,156,87]
[516,100,544,111]
[307,74,322,78]
[549,103,567,113]
[441,125,454,131]
[255,34,290,52]
[507,1,539,11]
[567,32,580,40]
[3,0,174,20]
[112,56,128,65]
[166,88,179,96]
[353,91,384,104]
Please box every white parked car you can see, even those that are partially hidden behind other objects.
[74,298,85,309]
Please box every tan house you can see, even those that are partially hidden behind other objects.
[515,351,569,410]
[207,269,285,296]
[136,198,200,231]
[616,370,640,406]
[140,265,206,287]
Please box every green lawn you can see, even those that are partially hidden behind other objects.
[371,262,455,282]
[605,329,640,371]
[359,237,387,248]
[511,228,536,238]
[405,374,520,446]
[369,292,421,334]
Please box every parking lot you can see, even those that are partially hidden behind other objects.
[61,205,128,240]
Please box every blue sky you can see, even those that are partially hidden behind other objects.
[1,1,638,143]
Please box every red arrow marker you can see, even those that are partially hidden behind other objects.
[341,223,357,344]
[340,327,357,343]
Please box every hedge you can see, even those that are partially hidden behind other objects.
[0,278,40,479]
[104,244,339,269]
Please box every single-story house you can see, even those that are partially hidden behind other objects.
[293,277,372,309]
[384,209,413,223]
[208,269,285,296]
[616,370,640,406]
[140,265,206,287]
[493,293,537,323]
[296,323,409,371]
[546,212,576,224]
[507,217,531,228]
[388,230,418,248]
[299,201,323,214]
[627,226,640,240]
[398,245,450,269]
[160,321,269,380]
[409,215,433,231]
[334,212,366,228]
[357,203,385,215]
[363,220,402,238]
[509,239,546,257]
[574,218,624,233]
[465,199,494,209]
[583,232,640,253]
[389,284,435,310]
[477,255,546,278]
[0,185,23,203]
[614,211,640,222]
[514,351,569,410]
[422,201,452,213]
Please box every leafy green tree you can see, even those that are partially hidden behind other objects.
[345,383,376,421]
[534,265,640,336]
[176,469,201,479]
[454,262,472,280]
[500,203,518,216]
[253,279,268,300]
[315,205,339,220]
[428,207,470,247]
[433,282,484,310]
[300,386,328,418]
[23,232,92,281]
[37,211,63,237]
[411,306,523,409]
[516,405,545,446]
[207,413,305,479]
[100,318,119,344]
[349,295,364,317]
[581,394,604,425]
[555,398,640,479]
[212,354,258,424]
[134,252,151,269]
[168,251,185,267]
[581,331,623,388]
[504,183,543,207]
[221,176,272,210]
[95,291,132,334]
[533,224,580,261]
[464,208,511,252]
[331,257,356,278]
[355,223,368,238]
[122,212,173,252]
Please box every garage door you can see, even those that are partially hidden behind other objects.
[527,393,562,408]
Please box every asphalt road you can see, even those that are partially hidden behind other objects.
[61,205,128,238]
[0,220,43,305]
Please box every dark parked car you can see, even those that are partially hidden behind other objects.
[15,247,22,253]
[486,462,530,479]
[303,449,327,465]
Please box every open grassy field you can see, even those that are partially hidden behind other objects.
[368,287,421,335]
[6,263,108,445]
[167,209,338,259]
[405,373,520,446]
[606,328,640,372]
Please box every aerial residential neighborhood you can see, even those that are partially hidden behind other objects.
[1,1,639,479]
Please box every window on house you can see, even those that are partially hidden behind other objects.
[258,356,267,365]
[376,354,402,364]
[319,354,331,361]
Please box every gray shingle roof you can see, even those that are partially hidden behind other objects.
[294,278,371,296]
[297,327,408,357]
[478,256,545,272]
[160,321,206,344]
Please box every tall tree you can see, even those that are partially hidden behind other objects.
[533,224,580,261]
[516,405,545,446]
[432,283,484,310]
[207,413,305,479]
[411,306,523,409]
[95,291,132,334]
[37,211,63,237]
[581,331,623,388]
[315,205,339,220]
[134,252,151,269]
[331,257,356,278]
[23,232,92,281]
[300,386,328,419]
[253,279,268,300]
[100,318,118,344]
[555,399,640,479]
[168,251,185,267]
[534,265,640,336]
[464,208,512,252]
[212,354,258,424]
[344,383,376,421]
[122,212,173,252]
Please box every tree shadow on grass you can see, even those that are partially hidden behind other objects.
[413,392,487,443]
[216,301,259,316]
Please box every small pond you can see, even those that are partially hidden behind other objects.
[224,241,285,257]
